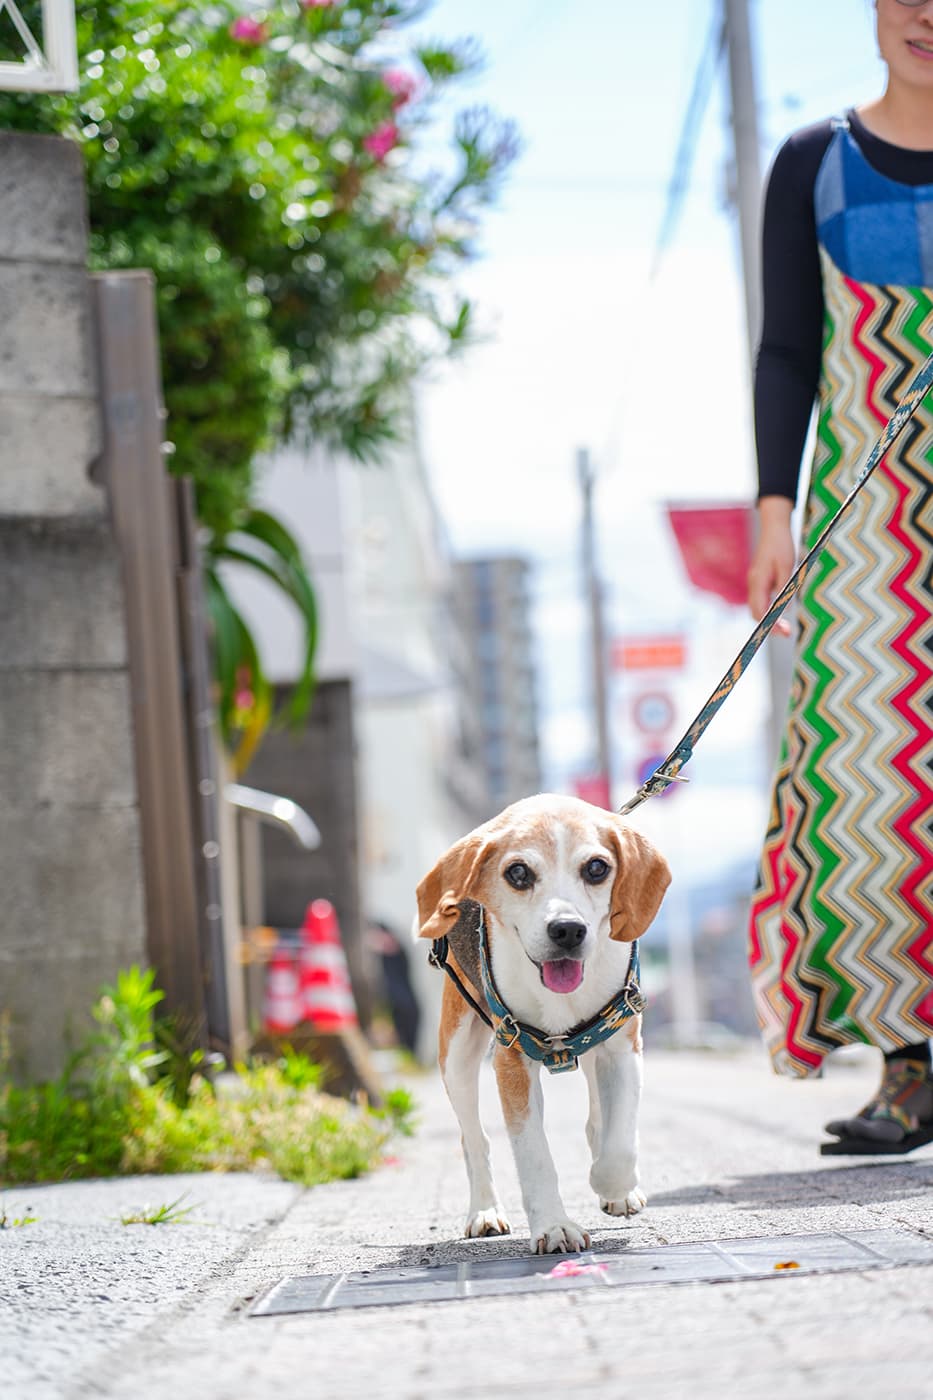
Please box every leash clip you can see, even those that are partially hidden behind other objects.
[618,770,689,816]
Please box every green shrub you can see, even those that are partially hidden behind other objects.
[0,967,411,1189]
[0,1,518,530]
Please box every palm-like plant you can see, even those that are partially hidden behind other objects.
[206,511,318,774]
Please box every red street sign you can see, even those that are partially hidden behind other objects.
[612,637,686,672]
[631,690,675,736]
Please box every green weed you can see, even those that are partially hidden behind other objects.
[0,967,415,1190]
[0,1208,37,1228]
[120,1194,197,1226]
[374,1087,418,1137]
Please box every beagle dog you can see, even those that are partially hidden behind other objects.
[416,793,671,1255]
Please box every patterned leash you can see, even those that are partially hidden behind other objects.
[618,349,933,817]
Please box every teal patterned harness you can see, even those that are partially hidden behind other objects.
[429,905,646,1075]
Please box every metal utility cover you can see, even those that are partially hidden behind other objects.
[249,1227,933,1316]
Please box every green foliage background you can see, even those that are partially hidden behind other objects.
[0,1,516,755]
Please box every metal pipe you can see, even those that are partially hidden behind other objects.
[225,783,321,851]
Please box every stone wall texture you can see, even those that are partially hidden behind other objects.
[0,133,146,1079]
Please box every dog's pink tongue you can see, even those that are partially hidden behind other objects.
[541,958,583,993]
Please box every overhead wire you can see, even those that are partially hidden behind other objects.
[649,4,727,282]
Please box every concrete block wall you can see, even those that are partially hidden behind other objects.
[0,133,146,1079]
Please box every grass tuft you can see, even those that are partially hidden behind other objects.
[0,1207,37,1228]
[120,1194,197,1226]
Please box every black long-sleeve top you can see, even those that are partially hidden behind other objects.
[755,109,933,501]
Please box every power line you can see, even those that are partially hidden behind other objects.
[650,4,727,281]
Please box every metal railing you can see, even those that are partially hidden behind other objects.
[225,783,321,851]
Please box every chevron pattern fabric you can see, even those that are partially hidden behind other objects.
[749,127,933,1077]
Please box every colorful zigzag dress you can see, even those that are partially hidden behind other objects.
[749,116,933,1076]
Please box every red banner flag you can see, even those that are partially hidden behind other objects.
[666,502,754,607]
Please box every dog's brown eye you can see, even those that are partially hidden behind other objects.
[582,857,610,884]
[504,861,535,890]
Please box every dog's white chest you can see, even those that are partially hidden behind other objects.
[489,933,635,1036]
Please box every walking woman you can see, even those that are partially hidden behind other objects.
[747,0,933,1152]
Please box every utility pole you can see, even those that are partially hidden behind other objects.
[577,447,612,798]
[723,0,762,365]
[723,0,793,759]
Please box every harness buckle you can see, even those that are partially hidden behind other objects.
[497,1015,521,1050]
[428,937,448,971]
[622,984,647,1015]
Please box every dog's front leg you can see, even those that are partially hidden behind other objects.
[583,1029,647,1218]
[440,984,510,1239]
[493,1044,591,1254]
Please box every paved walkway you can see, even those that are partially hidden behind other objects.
[3,1044,932,1399]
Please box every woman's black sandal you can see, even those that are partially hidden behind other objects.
[819,1059,933,1157]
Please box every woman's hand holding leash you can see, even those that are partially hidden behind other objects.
[748,495,795,637]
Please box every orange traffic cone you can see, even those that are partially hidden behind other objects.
[262,945,302,1034]
[299,899,358,1030]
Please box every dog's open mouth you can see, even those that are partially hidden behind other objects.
[540,958,584,994]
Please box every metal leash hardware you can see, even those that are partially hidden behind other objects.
[619,347,933,817]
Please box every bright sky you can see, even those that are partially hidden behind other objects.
[405,0,886,878]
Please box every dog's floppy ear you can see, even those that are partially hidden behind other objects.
[604,821,671,942]
[416,832,493,940]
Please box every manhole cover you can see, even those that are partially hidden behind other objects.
[249,1227,933,1316]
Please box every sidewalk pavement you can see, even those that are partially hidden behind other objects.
[2,1042,932,1400]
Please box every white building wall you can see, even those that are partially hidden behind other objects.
[223,445,357,685]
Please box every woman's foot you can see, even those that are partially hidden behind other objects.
[824,1058,933,1147]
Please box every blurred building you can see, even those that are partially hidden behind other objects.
[224,406,486,1059]
[348,410,488,1054]
[455,556,543,818]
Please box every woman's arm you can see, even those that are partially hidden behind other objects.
[754,127,827,500]
[748,123,830,619]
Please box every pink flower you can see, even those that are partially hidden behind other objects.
[363,121,399,163]
[300,0,336,8]
[229,16,267,44]
[383,68,418,108]
[234,665,255,712]
[547,1260,608,1279]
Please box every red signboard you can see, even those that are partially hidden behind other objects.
[612,637,686,672]
[572,774,612,810]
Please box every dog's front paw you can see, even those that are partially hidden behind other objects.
[465,1206,511,1239]
[600,1187,647,1217]
[529,1218,592,1254]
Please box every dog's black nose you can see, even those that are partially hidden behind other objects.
[547,917,586,949]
